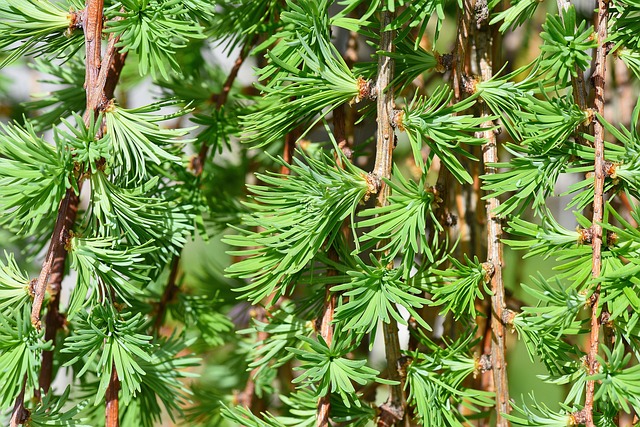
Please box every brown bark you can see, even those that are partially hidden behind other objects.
[105,363,120,427]
[583,1,609,425]
[372,10,406,427]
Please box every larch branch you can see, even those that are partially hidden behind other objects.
[372,10,406,427]
[583,1,609,425]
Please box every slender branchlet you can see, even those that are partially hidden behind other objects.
[474,0,511,424]
[156,37,253,333]
[315,103,350,427]
[373,9,406,427]
[105,361,120,427]
[193,39,255,176]
[583,1,609,425]
[555,0,590,145]
[9,375,28,427]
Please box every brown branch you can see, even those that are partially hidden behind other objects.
[152,256,181,333]
[316,283,337,427]
[38,1,126,402]
[9,375,29,427]
[280,125,299,175]
[194,39,254,176]
[105,362,120,427]
[315,104,349,427]
[583,1,609,426]
[372,10,406,427]
[37,189,79,395]
[473,0,510,423]
[155,40,254,334]
[30,188,79,329]
[555,0,590,145]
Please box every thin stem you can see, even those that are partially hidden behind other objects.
[584,1,609,425]
[373,9,406,427]
[105,362,120,427]
[38,0,126,402]
[30,190,77,329]
[9,375,29,427]
[315,104,348,427]
[236,306,269,416]
[194,39,254,176]
[316,284,336,427]
[155,40,253,333]
[152,256,181,333]
[372,11,396,188]
[38,190,79,395]
[473,0,510,423]
[555,0,590,145]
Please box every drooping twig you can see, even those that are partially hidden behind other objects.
[555,0,590,146]
[37,190,79,396]
[154,39,254,334]
[582,1,609,426]
[193,39,254,176]
[38,3,126,401]
[316,281,337,427]
[9,375,29,427]
[473,0,510,423]
[372,10,406,427]
[105,361,120,427]
[152,256,181,333]
[315,104,349,427]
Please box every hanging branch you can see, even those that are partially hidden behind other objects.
[315,104,349,427]
[555,0,590,147]
[154,39,254,335]
[473,0,511,424]
[38,4,126,401]
[105,361,120,427]
[581,1,609,426]
[37,191,78,395]
[315,278,337,427]
[9,375,28,427]
[373,10,406,427]
[193,39,254,176]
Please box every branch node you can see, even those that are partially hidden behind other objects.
[377,402,404,427]
[481,261,495,282]
[475,353,492,375]
[391,109,404,131]
[434,51,454,73]
[502,309,517,325]
[570,409,589,425]
[364,172,382,200]
[355,77,377,103]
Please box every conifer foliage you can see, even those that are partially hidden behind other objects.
[0,0,639,426]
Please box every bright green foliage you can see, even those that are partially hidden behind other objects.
[406,335,494,426]
[242,38,363,148]
[2,0,640,425]
[0,252,31,311]
[288,334,389,407]
[358,165,442,268]
[27,387,91,427]
[332,257,430,335]
[427,255,492,319]
[224,153,369,303]
[104,101,190,185]
[540,6,596,85]
[240,301,313,379]
[23,59,86,131]
[0,0,83,68]
[106,0,207,79]
[0,306,48,409]
[399,86,488,183]
[490,0,540,33]
[0,121,70,236]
